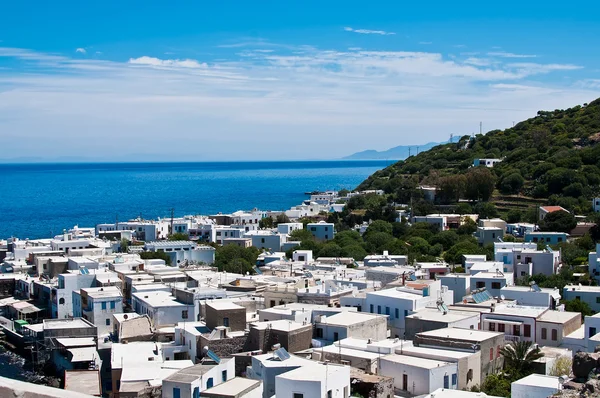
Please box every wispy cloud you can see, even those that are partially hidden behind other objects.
[0,45,595,160]
[419,42,432,45]
[488,51,537,58]
[344,27,395,36]
[128,56,208,69]
[75,48,86,54]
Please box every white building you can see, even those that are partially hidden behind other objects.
[306,221,335,241]
[52,273,96,319]
[162,359,235,398]
[438,274,471,304]
[473,158,502,168]
[511,374,562,398]
[379,354,458,395]
[277,223,304,235]
[363,251,408,267]
[563,284,600,313]
[475,227,504,245]
[132,291,195,328]
[275,362,350,398]
[589,243,600,280]
[500,285,561,309]
[73,286,123,335]
[144,241,216,265]
[594,198,600,213]
[292,250,313,263]
[507,223,537,238]
[495,245,561,277]
[470,271,513,298]
[246,352,315,398]
[314,312,388,342]
[245,231,287,251]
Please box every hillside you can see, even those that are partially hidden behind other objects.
[357,97,600,216]
[343,141,444,160]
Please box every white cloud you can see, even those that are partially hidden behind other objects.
[488,51,537,58]
[75,48,86,54]
[0,44,596,160]
[344,27,395,36]
[128,56,208,69]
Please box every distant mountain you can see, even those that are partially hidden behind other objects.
[343,141,445,160]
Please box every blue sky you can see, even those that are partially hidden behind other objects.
[1,1,599,161]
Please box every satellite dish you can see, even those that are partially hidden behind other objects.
[500,295,505,301]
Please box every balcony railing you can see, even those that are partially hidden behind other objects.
[505,334,520,342]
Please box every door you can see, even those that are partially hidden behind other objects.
[402,374,408,391]
[173,387,181,398]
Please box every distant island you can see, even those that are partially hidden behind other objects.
[343,141,446,160]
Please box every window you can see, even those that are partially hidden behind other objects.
[59,298,65,305]
[404,310,408,317]
[490,347,494,361]
[193,387,199,398]
[552,329,558,341]
[385,306,390,316]
[541,328,547,339]
[590,327,597,337]
[498,323,505,333]
[316,328,323,338]
[576,296,581,301]
[517,255,521,260]
[106,318,110,326]
[261,238,265,244]
[182,310,189,319]
[596,297,600,304]
[110,301,115,309]
[377,305,381,314]
[101,302,107,310]
[491,282,501,289]
[293,394,304,398]
[370,304,374,313]
[334,332,339,341]
[489,322,495,332]
[513,325,520,336]
[222,370,227,382]
[452,373,457,386]
[444,375,449,389]
[223,317,229,327]
[173,387,181,398]
[524,324,531,337]
[395,308,399,319]
[270,300,276,307]
[476,281,485,289]
[206,378,213,389]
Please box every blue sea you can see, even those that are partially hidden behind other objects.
[0,161,389,239]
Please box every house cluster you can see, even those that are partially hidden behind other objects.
[0,193,598,398]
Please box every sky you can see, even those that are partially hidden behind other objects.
[0,1,599,162]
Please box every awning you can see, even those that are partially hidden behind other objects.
[483,318,523,326]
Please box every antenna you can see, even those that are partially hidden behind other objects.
[479,121,482,135]
[170,208,175,236]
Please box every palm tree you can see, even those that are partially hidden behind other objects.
[500,340,544,376]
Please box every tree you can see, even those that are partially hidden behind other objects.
[364,220,393,237]
[438,174,466,203]
[475,373,512,397]
[474,202,498,219]
[338,189,350,197]
[169,232,189,241]
[465,167,496,201]
[214,245,260,273]
[259,217,274,229]
[120,238,129,253]
[289,229,314,242]
[499,172,525,194]
[549,356,572,377]
[562,298,594,317]
[500,340,544,376]
[275,214,291,225]
[506,210,522,224]
[539,210,577,233]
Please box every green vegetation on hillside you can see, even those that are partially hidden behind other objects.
[358,98,600,216]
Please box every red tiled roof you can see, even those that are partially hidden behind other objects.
[540,206,567,213]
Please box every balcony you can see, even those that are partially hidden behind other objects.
[505,334,520,342]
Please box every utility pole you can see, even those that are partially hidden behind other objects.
[408,148,411,157]
[479,121,482,135]
[416,146,419,155]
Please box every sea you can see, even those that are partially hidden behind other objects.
[0,160,389,239]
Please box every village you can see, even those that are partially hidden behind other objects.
[1,187,600,398]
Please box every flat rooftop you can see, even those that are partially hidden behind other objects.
[132,291,189,308]
[206,301,244,311]
[164,360,232,383]
[491,305,547,318]
[512,373,561,388]
[318,312,384,326]
[64,370,101,396]
[82,286,122,298]
[537,310,581,324]
[417,327,503,342]
[202,377,261,395]
[380,353,453,369]
[406,308,478,323]
[564,284,600,292]
[43,318,94,330]
[251,320,309,332]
